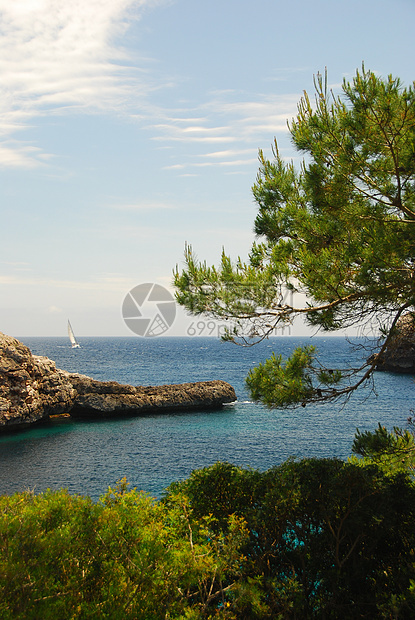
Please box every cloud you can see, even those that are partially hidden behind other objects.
[152,94,297,141]
[152,125,237,144]
[151,91,299,171]
[0,140,54,167]
[201,148,256,159]
[0,1,302,173]
[0,273,133,292]
[0,0,158,167]
[164,157,257,171]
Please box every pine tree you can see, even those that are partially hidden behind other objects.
[174,67,415,407]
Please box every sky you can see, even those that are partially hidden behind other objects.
[1,0,414,337]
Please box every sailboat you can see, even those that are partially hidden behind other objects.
[68,320,80,348]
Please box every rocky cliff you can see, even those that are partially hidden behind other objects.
[0,332,236,431]
[375,313,415,373]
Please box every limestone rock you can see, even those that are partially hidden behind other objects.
[375,313,415,373]
[0,332,236,431]
[69,376,236,417]
[0,333,76,430]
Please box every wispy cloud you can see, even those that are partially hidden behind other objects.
[0,0,158,167]
[152,125,237,144]
[163,158,257,171]
[152,92,299,172]
[152,94,297,139]
[201,148,256,159]
[0,273,134,292]
[0,140,54,167]
[0,1,301,173]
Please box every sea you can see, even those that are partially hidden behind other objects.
[0,336,413,500]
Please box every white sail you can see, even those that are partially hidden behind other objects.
[68,320,80,348]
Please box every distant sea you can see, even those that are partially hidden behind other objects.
[0,337,413,500]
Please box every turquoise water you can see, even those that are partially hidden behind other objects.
[0,337,413,499]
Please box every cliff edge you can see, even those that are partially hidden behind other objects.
[375,313,415,374]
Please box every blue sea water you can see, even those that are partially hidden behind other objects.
[0,336,413,500]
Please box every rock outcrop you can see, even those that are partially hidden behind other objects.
[0,332,236,431]
[0,333,77,430]
[68,375,236,418]
[375,313,415,373]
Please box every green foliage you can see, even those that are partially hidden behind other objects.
[166,453,415,619]
[351,423,415,476]
[164,462,265,533]
[0,482,247,619]
[2,429,415,618]
[246,346,316,407]
[174,67,415,407]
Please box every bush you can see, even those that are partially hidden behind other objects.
[2,432,415,618]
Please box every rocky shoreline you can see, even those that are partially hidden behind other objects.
[374,313,415,373]
[0,332,236,432]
